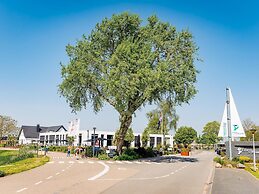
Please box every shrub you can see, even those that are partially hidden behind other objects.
[145,147,156,157]
[85,146,93,157]
[115,154,136,161]
[0,170,6,177]
[239,156,252,164]
[98,154,110,160]
[181,148,189,153]
[214,156,225,165]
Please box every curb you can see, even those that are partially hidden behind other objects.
[203,161,215,194]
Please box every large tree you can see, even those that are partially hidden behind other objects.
[59,13,199,154]
[0,115,18,139]
[174,126,197,146]
[201,121,220,145]
[113,127,134,148]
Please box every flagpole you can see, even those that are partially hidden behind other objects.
[226,88,233,160]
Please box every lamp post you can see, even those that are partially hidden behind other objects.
[250,128,257,171]
[93,127,96,157]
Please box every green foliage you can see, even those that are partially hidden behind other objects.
[0,170,6,177]
[114,154,138,161]
[0,115,18,139]
[244,164,259,179]
[48,146,68,153]
[0,150,19,166]
[0,156,49,176]
[141,128,150,147]
[113,128,134,146]
[181,148,189,153]
[98,153,110,160]
[145,101,179,137]
[58,12,199,153]
[240,125,259,141]
[213,156,225,165]
[201,121,220,145]
[85,146,93,157]
[174,126,197,145]
[113,147,156,160]
[239,156,252,163]
[66,136,75,146]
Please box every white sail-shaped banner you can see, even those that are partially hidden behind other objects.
[218,89,246,137]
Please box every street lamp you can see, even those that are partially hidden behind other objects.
[93,127,96,157]
[250,127,257,171]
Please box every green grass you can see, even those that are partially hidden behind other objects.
[0,156,49,176]
[0,150,19,165]
[245,163,259,179]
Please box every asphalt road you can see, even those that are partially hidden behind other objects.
[0,151,215,194]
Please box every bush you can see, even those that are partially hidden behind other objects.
[98,154,110,160]
[239,156,252,164]
[214,156,225,165]
[115,154,137,161]
[0,170,6,177]
[48,146,67,153]
[181,148,189,153]
[134,147,156,158]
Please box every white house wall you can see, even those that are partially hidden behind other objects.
[19,128,174,147]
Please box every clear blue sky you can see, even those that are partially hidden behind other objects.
[0,0,259,134]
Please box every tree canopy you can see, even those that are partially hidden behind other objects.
[59,12,199,154]
[174,126,197,145]
[0,115,18,139]
[201,121,220,145]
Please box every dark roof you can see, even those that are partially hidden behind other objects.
[40,126,67,133]
[20,126,39,139]
[19,125,67,139]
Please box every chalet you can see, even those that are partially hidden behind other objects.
[18,125,67,145]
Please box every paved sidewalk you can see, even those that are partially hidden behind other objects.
[212,168,259,194]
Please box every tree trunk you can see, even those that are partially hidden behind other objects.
[117,113,133,155]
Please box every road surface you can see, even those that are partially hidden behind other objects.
[0,151,215,194]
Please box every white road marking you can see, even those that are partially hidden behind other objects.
[144,162,152,164]
[59,161,64,164]
[46,176,53,180]
[47,161,54,164]
[35,181,42,185]
[88,161,110,181]
[154,162,161,165]
[88,161,94,164]
[118,167,127,170]
[124,161,132,164]
[78,161,84,164]
[56,172,60,175]
[16,188,27,193]
[69,161,75,163]
[115,161,123,164]
[134,161,142,164]
[62,169,65,172]
[171,172,175,175]
[106,161,114,164]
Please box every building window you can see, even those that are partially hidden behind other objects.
[107,135,113,146]
[40,136,45,144]
[157,137,162,146]
[150,137,155,147]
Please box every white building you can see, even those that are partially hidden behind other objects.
[19,125,174,148]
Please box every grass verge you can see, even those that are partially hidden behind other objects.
[244,163,259,179]
[0,156,49,176]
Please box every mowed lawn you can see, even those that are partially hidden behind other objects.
[0,150,49,176]
[0,150,19,166]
